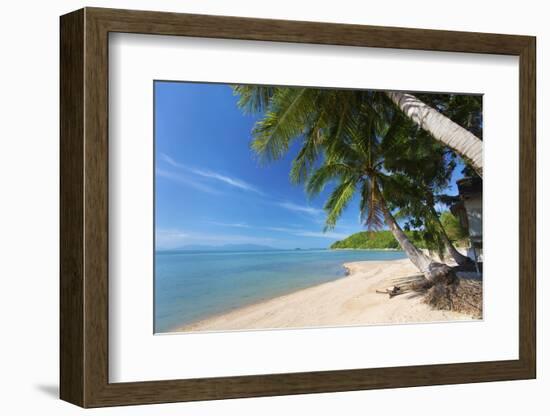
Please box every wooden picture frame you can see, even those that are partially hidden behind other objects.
[60,7,536,408]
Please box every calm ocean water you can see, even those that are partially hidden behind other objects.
[154,249,406,332]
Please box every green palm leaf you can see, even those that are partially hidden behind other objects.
[251,88,319,161]
[306,163,355,197]
[232,85,274,114]
[359,178,385,230]
[323,179,357,231]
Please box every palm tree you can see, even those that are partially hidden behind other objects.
[308,108,460,281]
[385,92,483,177]
[393,185,473,266]
[235,86,469,282]
[234,85,483,177]
[429,204,472,266]
[301,110,449,281]
[427,199,473,266]
[379,119,474,266]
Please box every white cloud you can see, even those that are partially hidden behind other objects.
[159,152,264,195]
[264,226,347,240]
[155,228,277,250]
[189,167,264,194]
[294,231,348,239]
[159,153,181,168]
[264,226,296,233]
[156,168,221,195]
[158,154,350,243]
[155,229,190,249]
[156,229,189,238]
[277,201,323,216]
[207,221,251,228]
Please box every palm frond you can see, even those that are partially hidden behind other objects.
[251,88,319,162]
[359,178,385,230]
[323,179,357,231]
[232,85,275,114]
[306,163,354,197]
[289,111,327,184]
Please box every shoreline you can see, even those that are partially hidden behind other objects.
[172,258,476,333]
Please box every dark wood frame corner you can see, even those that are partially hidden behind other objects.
[60,7,536,408]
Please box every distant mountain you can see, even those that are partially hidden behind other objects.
[174,243,279,252]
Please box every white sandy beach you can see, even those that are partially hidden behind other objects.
[177,258,475,332]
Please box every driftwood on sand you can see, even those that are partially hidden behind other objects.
[376,286,403,298]
[375,264,483,319]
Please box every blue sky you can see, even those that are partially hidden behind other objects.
[154,81,461,250]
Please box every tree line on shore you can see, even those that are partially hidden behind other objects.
[330,211,468,253]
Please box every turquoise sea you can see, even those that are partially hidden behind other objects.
[154,249,406,332]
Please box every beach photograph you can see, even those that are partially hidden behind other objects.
[154,82,483,334]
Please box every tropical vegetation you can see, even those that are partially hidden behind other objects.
[331,211,467,251]
[234,85,481,283]
[331,230,422,250]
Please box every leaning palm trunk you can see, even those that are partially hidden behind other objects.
[376,187,456,283]
[441,232,472,266]
[386,92,483,178]
[379,202,432,274]
[375,192,436,280]
[428,206,473,266]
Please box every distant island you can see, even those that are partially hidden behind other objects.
[331,230,420,250]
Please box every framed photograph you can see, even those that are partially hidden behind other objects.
[60,7,536,408]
